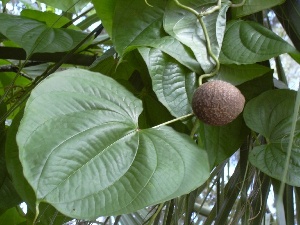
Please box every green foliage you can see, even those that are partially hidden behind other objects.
[0,0,299,224]
[0,206,26,225]
[139,47,197,117]
[16,69,209,219]
[220,20,296,64]
[0,14,88,55]
[244,89,300,186]
[231,0,285,18]
[36,0,91,12]
[164,0,228,72]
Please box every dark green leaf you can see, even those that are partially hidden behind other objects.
[0,101,22,213]
[139,47,197,118]
[0,207,26,224]
[92,0,116,37]
[17,68,209,219]
[146,36,203,74]
[244,89,300,186]
[198,115,249,169]
[231,0,284,18]
[36,0,91,13]
[5,110,71,225]
[237,72,274,101]
[112,0,166,55]
[220,20,296,64]
[213,64,272,85]
[164,1,229,72]
[0,14,88,55]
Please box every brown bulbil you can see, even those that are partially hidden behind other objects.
[192,80,245,126]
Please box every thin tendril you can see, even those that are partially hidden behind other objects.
[145,0,153,7]
[197,16,220,86]
[174,0,221,86]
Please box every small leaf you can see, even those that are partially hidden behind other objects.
[17,68,209,219]
[139,47,197,118]
[213,64,272,86]
[231,0,285,18]
[0,14,88,55]
[220,20,296,64]
[243,89,300,186]
[164,1,229,72]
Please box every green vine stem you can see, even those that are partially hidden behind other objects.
[174,0,221,86]
[197,16,220,85]
[152,113,194,129]
[231,0,246,8]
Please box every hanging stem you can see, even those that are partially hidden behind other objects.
[197,16,220,85]
[174,0,221,86]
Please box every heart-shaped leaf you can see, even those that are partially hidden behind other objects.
[243,89,300,186]
[17,69,209,219]
[0,14,88,55]
[164,1,229,72]
[220,20,296,64]
[139,47,197,118]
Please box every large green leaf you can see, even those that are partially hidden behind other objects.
[198,115,249,169]
[16,68,209,219]
[0,14,88,55]
[139,47,197,118]
[112,0,166,56]
[92,0,116,37]
[213,64,272,86]
[6,110,71,225]
[231,0,285,18]
[244,89,300,186]
[164,1,229,72]
[220,20,296,64]
[37,0,91,12]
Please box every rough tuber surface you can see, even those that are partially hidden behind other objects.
[192,80,245,126]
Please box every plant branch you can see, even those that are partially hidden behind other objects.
[0,47,96,66]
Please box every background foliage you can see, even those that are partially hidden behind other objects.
[0,0,299,224]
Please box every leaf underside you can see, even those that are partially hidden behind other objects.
[17,68,209,219]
